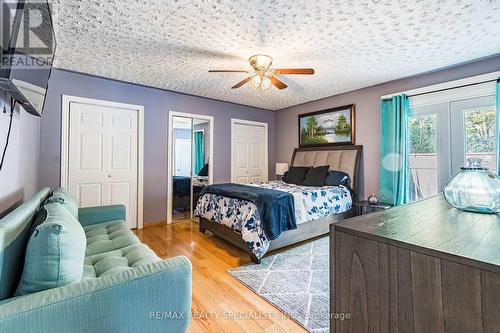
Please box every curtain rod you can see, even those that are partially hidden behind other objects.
[406,78,498,98]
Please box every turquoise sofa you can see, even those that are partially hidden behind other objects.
[0,188,192,333]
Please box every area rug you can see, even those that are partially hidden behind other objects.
[228,237,329,333]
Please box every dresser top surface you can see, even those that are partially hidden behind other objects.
[335,195,500,268]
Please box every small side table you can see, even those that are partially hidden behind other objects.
[353,200,393,216]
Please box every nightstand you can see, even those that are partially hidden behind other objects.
[353,200,393,216]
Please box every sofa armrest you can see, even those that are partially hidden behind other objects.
[78,204,126,226]
[0,256,192,333]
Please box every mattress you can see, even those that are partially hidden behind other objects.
[194,181,352,259]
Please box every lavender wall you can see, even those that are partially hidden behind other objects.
[40,69,276,223]
[276,55,500,199]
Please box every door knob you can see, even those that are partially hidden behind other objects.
[107,175,111,178]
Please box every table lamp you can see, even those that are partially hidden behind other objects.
[276,163,289,181]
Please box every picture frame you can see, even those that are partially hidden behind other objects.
[298,104,356,147]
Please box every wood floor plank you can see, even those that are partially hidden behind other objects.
[134,220,308,333]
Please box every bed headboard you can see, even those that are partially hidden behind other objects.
[290,145,363,194]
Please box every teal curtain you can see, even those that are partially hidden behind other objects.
[380,94,411,206]
[496,77,500,175]
[194,131,204,175]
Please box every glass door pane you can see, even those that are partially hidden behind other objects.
[408,114,439,201]
[408,102,450,201]
[450,95,496,174]
[464,107,497,173]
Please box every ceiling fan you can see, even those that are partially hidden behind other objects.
[208,54,315,91]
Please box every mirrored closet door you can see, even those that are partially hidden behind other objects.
[169,113,213,223]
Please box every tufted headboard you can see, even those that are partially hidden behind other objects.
[291,145,363,194]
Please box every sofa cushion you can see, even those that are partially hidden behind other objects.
[28,207,47,238]
[84,220,140,256]
[15,203,87,296]
[78,205,126,227]
[82,243,160,279]
[45,188,78,219]
[0,188,51,301]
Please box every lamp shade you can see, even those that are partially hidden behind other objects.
[276,163,289,176]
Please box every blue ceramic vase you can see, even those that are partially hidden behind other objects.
[443,159,500,214]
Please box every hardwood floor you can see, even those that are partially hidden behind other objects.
[134,220,308,333]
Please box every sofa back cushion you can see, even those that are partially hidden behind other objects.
[0,188,51,301]
[15,202,87,296]
[45,187,78,218]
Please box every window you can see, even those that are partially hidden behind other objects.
[407,82,497,202]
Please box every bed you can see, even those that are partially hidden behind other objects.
[195,145,362,263]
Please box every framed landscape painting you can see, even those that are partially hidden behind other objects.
[299,104,356,147]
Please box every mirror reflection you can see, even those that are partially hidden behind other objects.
[171,116,211,222]
[192,119,210,209]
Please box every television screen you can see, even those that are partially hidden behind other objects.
[0,0,55,116]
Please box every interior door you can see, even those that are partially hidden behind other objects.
[68,102,138,229]
[232,122,267,184]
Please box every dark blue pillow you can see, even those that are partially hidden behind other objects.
[302,166,329,187]
[283,166,311,185]
[325,170,351,187]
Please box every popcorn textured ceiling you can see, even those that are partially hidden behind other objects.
[51,0,500,110]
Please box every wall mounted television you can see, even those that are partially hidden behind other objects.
[0,0,56,116]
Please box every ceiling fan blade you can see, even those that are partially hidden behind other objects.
[271,77,288,90]
[209,70,249,73]
[274,68,315,75]
[231,77,252,89]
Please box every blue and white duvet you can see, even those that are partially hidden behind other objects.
[194,181,352,259]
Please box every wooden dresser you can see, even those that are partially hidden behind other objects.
[330,195,500,333]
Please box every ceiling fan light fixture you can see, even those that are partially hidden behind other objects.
[250,74,263,88]
[249,54,273,71]
[209,55,314,91]
[260,76,272,90]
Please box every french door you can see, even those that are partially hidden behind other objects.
[408,94,497,202]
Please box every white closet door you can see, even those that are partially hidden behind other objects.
[232,122,267,184]
[68,102,138,228]
[174,138,192,177]
[233,123,251,183]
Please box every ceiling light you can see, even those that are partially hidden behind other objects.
[250,54,273,71]
[209,54,315,91]
[251,74,262,88]
[261,76,272,90]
